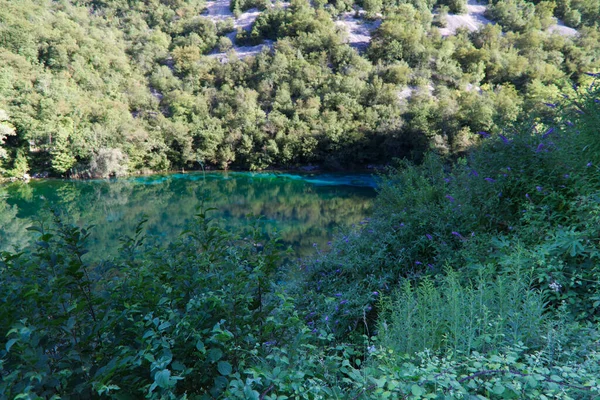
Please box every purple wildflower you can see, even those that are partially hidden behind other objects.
[426,234,433,240]
[335,293,342,297]
[445,195,455,202]
[542,127,554,138]
[415,261,423,265]
[584,72,599,77]
[325,316,329,322]
[536,186,543,192]
[451,231,463,239]
[340,300,348,305]
[526,193,530,199]
[471,169,479,177]
[484,177,496,183]
[587,162,592,167]
[444,178,451,183]
[536,143,544,152]
[498,134,510,144]
[544,102,557,108]
[477,131,490,138]
[372,291,379,296]
[565,121,574,127]
[564,174,570,179]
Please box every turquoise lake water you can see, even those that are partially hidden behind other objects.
[0,171,377,258]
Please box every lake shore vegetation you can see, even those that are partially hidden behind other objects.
[1,0,600,397]
[1,73,599,399]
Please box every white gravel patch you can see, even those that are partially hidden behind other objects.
[205,0,234,19]
[438,0,492,36]
[205,0,280,60]
[548,19,578,37]
[397,84,434,101]
[335,12,381,50]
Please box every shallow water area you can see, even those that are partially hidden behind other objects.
[1,171,376,258]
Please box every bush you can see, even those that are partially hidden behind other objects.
[89,148,129,178]
[0,209,292,398]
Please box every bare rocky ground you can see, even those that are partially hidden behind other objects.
[205,0,275,60]
[335,11,381,51]
[438,0,577,38]
[438,0,492,36]
[548,20,578,37]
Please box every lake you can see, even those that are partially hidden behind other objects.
[0,171,376,258]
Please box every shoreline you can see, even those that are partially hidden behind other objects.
[1,163,389,185]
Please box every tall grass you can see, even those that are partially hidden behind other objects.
[378,266,546,355]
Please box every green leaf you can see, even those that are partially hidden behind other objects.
[411,384,424,397]
[208,348,223,363]
[218,361,232,376]
[492,383,505,395]
[154,369,171,389]
[5,338,18,352]
[158,321,172,331]
[196,340,206,353]
[243,386,260,400]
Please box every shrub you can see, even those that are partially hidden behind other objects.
[0,209,292,398]
[89,147,129,178]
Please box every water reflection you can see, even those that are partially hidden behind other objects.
[1,172,376,258]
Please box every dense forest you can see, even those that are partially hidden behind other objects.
[0,0,598,175]
[2,0,600,398]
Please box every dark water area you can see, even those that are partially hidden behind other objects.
[0,171,376,258]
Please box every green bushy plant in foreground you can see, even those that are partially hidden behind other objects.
[0,208,296,398]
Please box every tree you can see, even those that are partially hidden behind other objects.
[0,109,16,162]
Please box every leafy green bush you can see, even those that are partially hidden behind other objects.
[0,208,293,398]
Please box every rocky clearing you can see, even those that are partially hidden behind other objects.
[335,11,381,50]
[204,0,577,62]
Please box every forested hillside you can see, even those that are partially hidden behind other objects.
[1,0,598,176]
[2,0,600,397]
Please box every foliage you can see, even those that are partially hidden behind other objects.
[296,84,600,337]
[1,3,600,398]
[378,267,546,355]
[0,208,293,398]
[0,0,599,175]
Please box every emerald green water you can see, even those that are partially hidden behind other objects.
[1,172,376,258]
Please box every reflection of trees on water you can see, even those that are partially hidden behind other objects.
[0,186,32,252]
[3,173,375,258]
